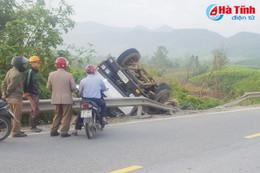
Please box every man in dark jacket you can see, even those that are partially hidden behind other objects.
[23,56,42,132]
[1,56,28,137]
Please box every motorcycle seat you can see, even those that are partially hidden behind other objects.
[81,99,99,109]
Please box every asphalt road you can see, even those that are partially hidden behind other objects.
[0,107,260,173]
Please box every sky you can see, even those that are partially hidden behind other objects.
[56,0,259,37]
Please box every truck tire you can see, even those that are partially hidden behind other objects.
[117,48,141,66]
[156,82,172,91]
[154,89,172,103]
[154,83,172,103]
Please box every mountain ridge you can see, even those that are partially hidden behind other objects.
[64,22,260,61]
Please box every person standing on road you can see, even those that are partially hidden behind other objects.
[47,57,76,137]
[1,56,28,137]
[72,65,108,136]
[23,56,42,133]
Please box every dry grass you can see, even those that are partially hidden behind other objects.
[155,75,235,101]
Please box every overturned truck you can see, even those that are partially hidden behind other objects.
[96,48,178,116]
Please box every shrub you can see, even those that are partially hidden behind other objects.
[191,69,260,95]
[168,80,223,109]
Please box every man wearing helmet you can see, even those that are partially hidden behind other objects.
[47,57,76,137]
[72,65,108,136]
[23,56,42,132]
[1,56,28,137]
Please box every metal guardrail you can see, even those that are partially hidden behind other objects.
[222,92,260,107]
[22,92,260,116]
[23,97,178,116]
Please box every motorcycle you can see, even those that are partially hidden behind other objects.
[0,99,19,142]
[80,98,105,139]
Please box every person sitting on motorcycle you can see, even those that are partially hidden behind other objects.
[72,65,108,136]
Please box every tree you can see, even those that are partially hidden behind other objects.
[0,0,75,75]
[212,48,229,90]
[185,54,200,81]
[60,43,96,69]
[149,46,173,69]
[198,48,228,97]
[0,0,95,99]
[0,0,16,31]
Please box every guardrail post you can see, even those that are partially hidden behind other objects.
[167,110,173,115]
[137,106,143,117]
[245,99,248,106]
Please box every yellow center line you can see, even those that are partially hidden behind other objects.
[108,165,143,173]
[245,133,260,139]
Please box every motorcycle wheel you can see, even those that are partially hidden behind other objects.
[85,119,95,139]
[0,116,11,142]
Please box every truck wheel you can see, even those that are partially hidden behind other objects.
[154,83,172,103]
[156,82,172,91]
[154,89,172,103]
[117,48,141,66]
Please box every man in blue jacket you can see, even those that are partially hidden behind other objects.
[72,65,108,136]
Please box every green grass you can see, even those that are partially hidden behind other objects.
[163,68,187,80]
